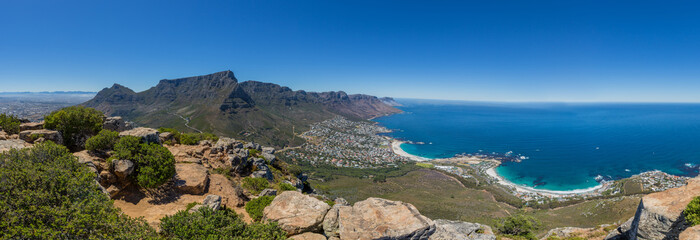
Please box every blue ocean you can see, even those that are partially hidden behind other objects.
[374,99,700,191]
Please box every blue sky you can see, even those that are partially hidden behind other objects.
[1,0,700,102]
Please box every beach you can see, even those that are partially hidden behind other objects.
[391,140,431,162]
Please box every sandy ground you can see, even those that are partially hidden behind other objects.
[391,140,430,161]
[485,167,604,197]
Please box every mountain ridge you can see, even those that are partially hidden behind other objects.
[83,70,401,147]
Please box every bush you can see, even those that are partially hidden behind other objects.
[44,106,104,151]
[279,182,296,192]
[0,142,156,239]
[180,132,219,145]
[494,214,541,240]
[85,129,119,152]
[242,177,270,195]
[112,136,176,188]
[245,196,275,222]
[160,207,285,239]
[685,196,700,226]
[0,113,20,135]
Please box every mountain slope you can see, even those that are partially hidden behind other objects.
[83,71,401,147]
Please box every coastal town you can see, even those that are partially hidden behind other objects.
[281,116,411,168]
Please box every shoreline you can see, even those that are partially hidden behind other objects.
[391,139,605,196]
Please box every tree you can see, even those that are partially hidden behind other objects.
[0,113,20,135]
[0,142,156,239]
[686,196,700,226]
[44,106,104,151]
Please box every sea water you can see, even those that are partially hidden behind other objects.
[374,99,700,191]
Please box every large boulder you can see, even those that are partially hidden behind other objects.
[337,198,435,240]
[174,163,209,195]
[290,232,327,240]
[112,159,135,181]
[0,131,7,140]
[159,132,175,144]
[429,219,495,240]
[19,129,62,144]
[208,174,246,207]
[262,191,331,235]
[227,153,251,173]
[211,137,242,154]
[189,194,222,212]
[119,127,160,144]
[680,225,700,240]
[102,116,129,132]
[323,198,350,238]
[606,177,700,240]
[19,122,43,131]
[0,139,29,153]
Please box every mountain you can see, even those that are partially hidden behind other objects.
[83,70,401,147]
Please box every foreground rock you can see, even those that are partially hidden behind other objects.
[606,177,700,240]
[174,164,209,195]
[323,198,350,239]
[112,159,135,181]
[189,194,222,212]
[208,174,246,207]
[0,139,29,153]
[430,219,495,240]
[337,198,435,240]
[290,232,327,240]
[680,225,700,240]
[262,191,331,235]
[19,122,43,131]
[103,116,129,132]
[19,129,63,144]
[119,127,160,144]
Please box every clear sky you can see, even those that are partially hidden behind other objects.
[2,0,700,102]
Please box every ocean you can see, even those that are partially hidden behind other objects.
[374,99,700,191]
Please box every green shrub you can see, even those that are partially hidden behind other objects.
[112,136,176,188]
[324,200,335,207]
[279,182,296,192]
[85,129,119,151]
[494,214,541,240]
[160,206,286,239]
[248,148,261,156]
[373,174,387,183]
[180,132,219,145]
[0,142,156,239]
[241,222,287,239]
[242,177,270,195]
[245,196,275,222]
[685,196,700,226]
[44,106,104,151]
[0,113,20,135]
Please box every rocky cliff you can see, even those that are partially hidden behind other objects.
[83,71,401,147]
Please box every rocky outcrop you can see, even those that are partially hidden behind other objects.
[103,116,129,132]
[189,194,222,212]
[262,191,331,235]
[259,188,277,197]
[19,122,43,131]
[174,163,209,195]
[680,225,700,240]
[112,159,135,181]
[159,132,175,144]
[606,177,700,240]
[290,232,327,240]
[211,137,242,154]
[19,129,62,144]
[208,174,246,207]
[430,219,495,240]
[336,198,435,240]
[323,198,350,239]
[0,139,29,153]
[119,127,160,144]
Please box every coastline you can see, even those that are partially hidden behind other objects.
[390,140,431,162]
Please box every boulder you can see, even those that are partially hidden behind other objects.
[262,191,331,235]
[263,152,277,165]
[680,225,700,240]
[429,219,495,240]
[106,184,127,198]
[227,154,251,173]
[211,137,237,154]
[190,194,222,212]
[119,127,160,144]
[606,177,700,240]
[323,198,350,238]
[0,131,7,140]
[290,232,327,240]
[0,139,28,153]
[112,159,135,181]
[252,170,273,181]
[73,150,105,171]
[337,198,435,240]
[208,174,246,207]
[159,132,175,144]
[174,163,209,195]
[244,142,261,150]
[103,116,129,132]
[99,170,117,186]
[259,188,278,197]
[285,179,305,190]
[262,146,275,154]
[19,122,43,131]
[19,129,62,144]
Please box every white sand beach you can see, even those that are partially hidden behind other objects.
[391,140,431,162]
[485,166,604,197]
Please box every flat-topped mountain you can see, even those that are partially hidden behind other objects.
[83,71,401,147]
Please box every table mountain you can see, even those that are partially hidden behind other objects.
[83,70,401,147]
